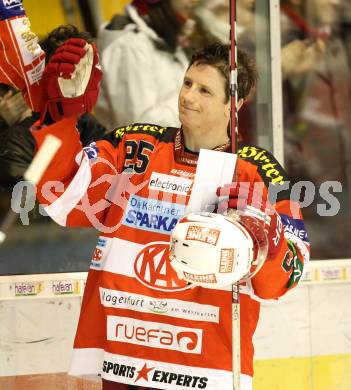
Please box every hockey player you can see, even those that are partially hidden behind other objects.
[0,3,309,390]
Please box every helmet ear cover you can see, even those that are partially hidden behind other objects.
[170,211,268,289]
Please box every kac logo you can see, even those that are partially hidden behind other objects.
[134,242,190,291]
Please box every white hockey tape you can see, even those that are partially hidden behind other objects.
[24,134,62,184]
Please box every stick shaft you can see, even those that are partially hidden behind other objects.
[230,0,238,155]
[229,1,241,389]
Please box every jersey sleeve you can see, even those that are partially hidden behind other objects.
[237,145,310,300]
[31,119,127,230]
[32,121,164,231]
[0,4,45,111]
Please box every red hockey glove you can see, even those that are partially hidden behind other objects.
[40,38,102,122]
[217,182,286,261]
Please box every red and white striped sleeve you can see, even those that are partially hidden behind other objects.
[0,2,45,111]
[31,119,129,231]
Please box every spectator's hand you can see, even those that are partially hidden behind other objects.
[0,90,31,126]
[282,38,326,78]
[217,182,285,260]
[41,38,102,122]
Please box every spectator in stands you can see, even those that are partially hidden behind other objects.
[192,0,255,50]
[281,0,351,258]
[339,0,351,67]
[0,25,106,188]
[191,0,229,46]
[95,0,199,129]
[0,84,31,129]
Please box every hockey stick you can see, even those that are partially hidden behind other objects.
[229,1,241,389]
[0,134,62,245]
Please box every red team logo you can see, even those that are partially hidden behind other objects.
[134,242,189,291]
[92,247,103,261]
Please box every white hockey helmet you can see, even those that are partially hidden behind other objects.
[170,211,267,288]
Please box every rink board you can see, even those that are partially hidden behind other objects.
[254,354,351,390]
[0,260,351,390]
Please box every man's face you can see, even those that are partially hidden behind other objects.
[178,63,230,131]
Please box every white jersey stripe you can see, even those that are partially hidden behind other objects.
[92,236,260,300]
[44,151,92,226]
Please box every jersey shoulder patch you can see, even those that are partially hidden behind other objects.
[238,144,288,186]
[113,123,176,142]
[102,123,177,148]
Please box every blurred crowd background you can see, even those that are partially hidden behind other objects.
[0,0,350,275]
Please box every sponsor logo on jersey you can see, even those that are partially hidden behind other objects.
[83,141,99,160]
[102,360,135,378]
[90,238,107,268]
[148,300,168,313]
[238,146,286,185]
[134,242,190,291]
[10,17,42,66]
[26,60,45,84]
[92,248,103,262]
[123,195,185,235]
[185,225,220,246]
[100,288,220,323]
[97,237,107,247]
[282,240,304,288]
[149,172,193,196]
[107,315,203,354]
[151,369,208,388]
[115,123,167,139]
[102,359,208,388]
[170,168,195,178]
[280,214,309,243]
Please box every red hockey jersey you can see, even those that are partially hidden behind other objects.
[31,120,310,390]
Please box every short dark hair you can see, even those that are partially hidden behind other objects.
[189,43,258,102]
[40,24,93,62]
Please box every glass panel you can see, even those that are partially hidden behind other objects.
[237,0,274,150]
[281,0,351,259]
[0,201,97,275]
